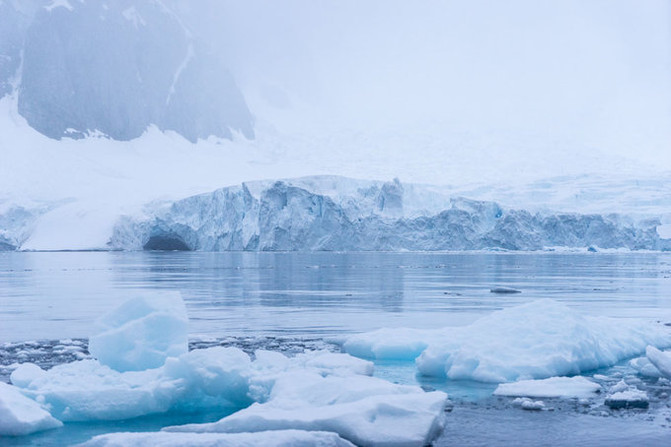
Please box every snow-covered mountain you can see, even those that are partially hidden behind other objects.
[0,0,253,142]
[109,177,669,252]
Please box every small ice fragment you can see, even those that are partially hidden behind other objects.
[511,397,545,411]
[494,376,600,399]
[490,287,521,294]
[604,389,649,409]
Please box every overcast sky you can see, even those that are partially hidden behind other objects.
[182,0,670,163]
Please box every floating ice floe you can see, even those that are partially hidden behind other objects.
[0,381,62,436]
[88,292,189,372]
[77,430,356,447]
[7,294,447,446]
[494,376,601,398]
[344,299,671,382]
[646,346,671,379]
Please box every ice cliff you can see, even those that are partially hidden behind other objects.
[0,0,253,142]
[109,177,670,252]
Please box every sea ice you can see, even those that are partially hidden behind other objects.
[88,292,189,372]
[165,370,447,447]
[77,430,355,447]
[344,299,671,382]
[0,382,62,436]
[646,346,671,379]
[9,342,445,446]
[494,376,601,398]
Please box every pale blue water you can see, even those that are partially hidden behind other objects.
[1,251,670,446]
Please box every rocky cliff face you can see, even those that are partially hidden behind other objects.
[1,0,253,142]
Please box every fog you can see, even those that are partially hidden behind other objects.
[182,0,670,163]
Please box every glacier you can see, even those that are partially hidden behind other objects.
[109,177,670,252]
[1,0,253,142]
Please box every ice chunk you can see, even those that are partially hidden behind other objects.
[11,346,254,421]
[77,430,355,447]
[511,397,545,411]
[646,346,671,379]
[10,362,46,388]
[88,292,189,372]
[166,371,447,447]
[0,382,62,436]
[494,376,601,398]
[629,356,663,378]
[344,299,671,382]
[605,389,649,409]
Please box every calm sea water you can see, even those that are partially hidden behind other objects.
[1,251,671,446]
[1,251,670,342]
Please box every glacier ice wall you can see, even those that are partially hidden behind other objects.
[1,0,253,142]
[109,177,670,252]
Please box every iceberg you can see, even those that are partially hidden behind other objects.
[0,381,62,436]
[110,177,670,252]
[88,292,189,372]
[77,430,356,447]
[344,299,671,382]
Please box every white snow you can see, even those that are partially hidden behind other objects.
[646,346,671,379]
[344,299,671,382]
[77,430,355,447]
[88,292,189,372]
[0,382,62,436]
[494,376,601,398]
